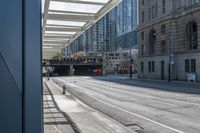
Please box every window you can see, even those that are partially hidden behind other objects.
[141,45,145,56]
[161,40,166,53]
[152,61,155,72]
[148,61,155,72]
[185,59,190,72]
[141,32,145,41]
[185,59,196,73]
[149,29,156,55]
[142,0,145,5]
[155,4,158,18]
[149,8,151,20]
[161,24,166,34]
[191,59,196,73]
[141,62,144,72]
[162,0,166,14]
[148,61,152,72]
[186,0,199,7]
[142,11,145,23]
[152,6,154,19]
[186,21,198,50]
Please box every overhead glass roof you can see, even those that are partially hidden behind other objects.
[47,20,86,26]
[49,1,103,13]
[42,0,122,59]
[45,31,76,34]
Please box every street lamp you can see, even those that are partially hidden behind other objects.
[168,19,175,83]
[130,49,133,79]
[101,40,108,75]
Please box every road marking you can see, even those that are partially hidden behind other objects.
[57,78,185,133]
[53,125,62,133]
[78,80,179,108]
[87,95,185,133]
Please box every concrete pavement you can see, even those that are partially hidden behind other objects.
[44,80,135,133]
[43,83,77,133]
[102,74,200,88]
[53,76,200,133]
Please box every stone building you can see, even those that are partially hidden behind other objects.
[138,0,200,81]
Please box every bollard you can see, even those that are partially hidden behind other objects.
[62,85,66,95]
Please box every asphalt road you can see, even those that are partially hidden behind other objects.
[53,76,200,133]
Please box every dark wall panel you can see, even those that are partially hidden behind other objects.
[0,0,23,132]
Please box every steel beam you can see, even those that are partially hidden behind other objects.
[43,41,66,44]
[46,27,82,32]
[49,10,96,16]
[51,0,106,5]
[44,36,73,39]
[43,0,50,35]
[48,14,96,21]
[46,24,82,28]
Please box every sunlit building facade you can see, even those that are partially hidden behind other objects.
[138,0,200,81]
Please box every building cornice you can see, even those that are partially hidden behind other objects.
[137,6,200,31]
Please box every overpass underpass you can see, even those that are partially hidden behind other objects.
[73,65,102,76]
[48,64,102,76]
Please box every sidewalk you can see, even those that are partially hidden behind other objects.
[43,83,79,133]
[137,78,200,86]
[102,74,200,87]
[44,80,135,133]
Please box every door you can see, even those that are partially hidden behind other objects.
[161,61,165,80]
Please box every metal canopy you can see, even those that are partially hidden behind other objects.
[42,0,121,59]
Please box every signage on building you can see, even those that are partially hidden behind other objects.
[187,73,196,82]
[97,53,103,57]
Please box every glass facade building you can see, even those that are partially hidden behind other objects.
[65,0,138,56]
[116,0,137,36]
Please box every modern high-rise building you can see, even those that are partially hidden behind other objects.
[115,0,138,50]
[66,0,138,55]
[116,0,137,36]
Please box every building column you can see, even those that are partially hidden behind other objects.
[170,19,177,80]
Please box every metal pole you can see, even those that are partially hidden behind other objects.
[102,42,105,75]
[130,49,133,79]
[168,62,171,82]
[47,63,50,80]
[102,40,108,76]
[168,19,173,83]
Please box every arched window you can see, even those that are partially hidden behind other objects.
[149,29,156,55]
[186,21,198,50]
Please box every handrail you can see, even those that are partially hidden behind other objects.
[0,51,22,96]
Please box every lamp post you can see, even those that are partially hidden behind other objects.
[130,48,133,79]
[102,40,108,76]
[168,19,175,83]
[46,61,50,81]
